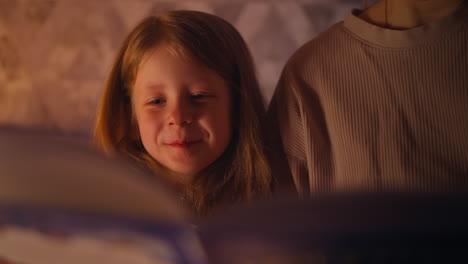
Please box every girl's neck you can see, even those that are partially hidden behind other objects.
[360,0,464,29]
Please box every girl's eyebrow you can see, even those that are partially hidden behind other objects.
[143,83,165,91]
[141,77,216,92]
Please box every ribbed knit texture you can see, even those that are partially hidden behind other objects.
[268,3,468,196]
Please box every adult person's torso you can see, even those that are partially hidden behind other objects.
[294,11,468,192]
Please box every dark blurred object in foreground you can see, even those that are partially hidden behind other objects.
[2,127,468,264]
[200,193,468,264]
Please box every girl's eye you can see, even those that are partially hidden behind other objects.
[149,98,166,105]
[192,94,206,99]
[191,93,211,100]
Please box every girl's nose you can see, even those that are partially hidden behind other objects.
[167,101,193,126]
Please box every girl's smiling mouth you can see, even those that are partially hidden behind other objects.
[168,140,201,148]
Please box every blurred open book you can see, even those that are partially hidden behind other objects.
[2,127,468,264]
[0,127,205,264]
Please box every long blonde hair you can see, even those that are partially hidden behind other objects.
[94,10,271,215]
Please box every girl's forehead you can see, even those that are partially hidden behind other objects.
[137,42,232,86]
[139,48,206,78]
[133,46,228,93]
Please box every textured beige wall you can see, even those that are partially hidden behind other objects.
[0,0,359,136]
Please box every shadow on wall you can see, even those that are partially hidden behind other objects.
[0,0,360,136]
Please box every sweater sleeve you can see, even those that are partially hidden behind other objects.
[268,61,311,197]
[268,56,334,196]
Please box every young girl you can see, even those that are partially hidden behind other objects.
[94,10,271,216]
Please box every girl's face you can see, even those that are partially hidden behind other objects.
[132,46,232,184]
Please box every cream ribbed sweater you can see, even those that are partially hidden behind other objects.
[268,3,468,196]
